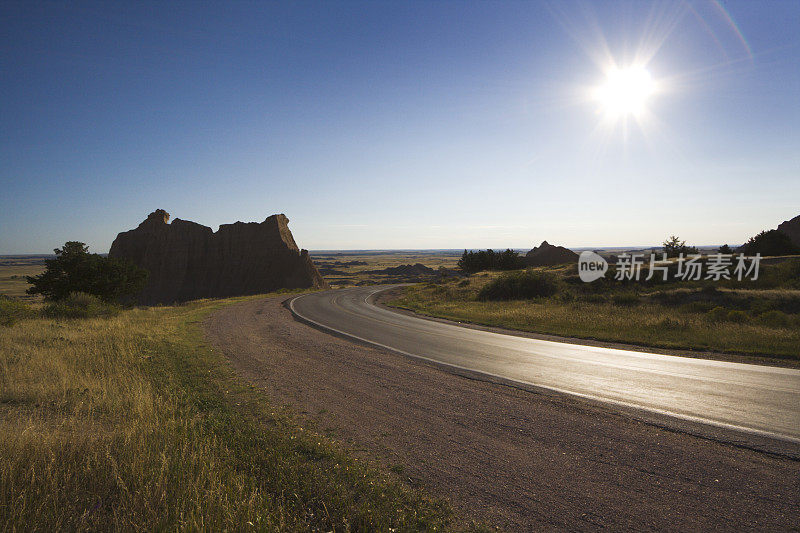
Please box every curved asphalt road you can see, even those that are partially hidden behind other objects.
[289,285,800,449]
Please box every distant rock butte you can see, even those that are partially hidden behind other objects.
[109,209,327,304]
[364,263,435,276]
[777,214,800,247]
[525,240,578,266]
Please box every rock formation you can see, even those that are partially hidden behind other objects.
[364,263,435,276]
[109,209,327,304]
[525,241,578,267]
[777,214,800,247]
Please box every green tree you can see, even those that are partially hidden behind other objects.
[496,248,525,270]
[718,244,733,254]
[458,249,492,273]
[27,241,148,302]
[662,235,699,257]
[740,230,800,257]
[457,249,524,273]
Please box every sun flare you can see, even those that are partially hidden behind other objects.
[594,66,656,119]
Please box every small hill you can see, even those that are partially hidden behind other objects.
[777,214,800,248]
[525,241,578,267]
[365,263,435,276]
[738,214,800,257]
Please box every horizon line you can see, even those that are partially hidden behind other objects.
[1,244,743,257]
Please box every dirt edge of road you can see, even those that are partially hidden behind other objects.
[205,295,800,531]
[288,292,800,459]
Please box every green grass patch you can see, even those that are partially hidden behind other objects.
[0,294,457,530]
[41,292,121,319]
[0,296,35,327]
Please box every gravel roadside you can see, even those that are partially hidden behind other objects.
[204,295,800,531]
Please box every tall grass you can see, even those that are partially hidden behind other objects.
[0,296,33,326]
[41,292,120,319]
[0,297,454,531]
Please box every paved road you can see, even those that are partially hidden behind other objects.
[290,285,800,449]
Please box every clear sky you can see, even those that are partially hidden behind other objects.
[1,1,798,253]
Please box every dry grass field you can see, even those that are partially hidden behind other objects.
[0,293,460,531]
[0,257,46,301]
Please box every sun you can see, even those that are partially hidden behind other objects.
[594,65,656,119]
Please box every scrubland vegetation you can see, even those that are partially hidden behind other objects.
[390,258,800,361]
[0,295,456,531]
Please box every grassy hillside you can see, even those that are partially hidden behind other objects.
[388,260,800,362]
[0,294,458,531]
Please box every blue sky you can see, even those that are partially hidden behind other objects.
[1,1,798,253]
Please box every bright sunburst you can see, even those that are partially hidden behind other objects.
[594,65,656,120]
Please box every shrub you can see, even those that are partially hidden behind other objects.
[726,310,750,323]
[758,310,791,328]
[765,258,800,289]
[42,292,120,319]
[557,292,575,303]
[706,306,729,322]
[701,285,718,295]
[27,241,148,302]
[612,292,639,306]
[657,317,684,330]
[478,271,559,301]
[681,301,715,313]
[0,296,33,327]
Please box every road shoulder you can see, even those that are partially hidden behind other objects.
[205,295,800,531]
